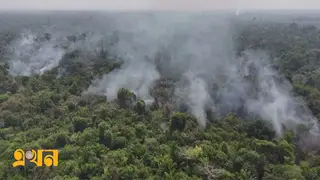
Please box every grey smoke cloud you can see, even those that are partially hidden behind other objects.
[87,59,160,102]
[6,24,113,76]
[8,31,65,76]
[239,50,319,135]
[84,13,318,136]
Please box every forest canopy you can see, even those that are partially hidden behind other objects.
[0,12,320,180]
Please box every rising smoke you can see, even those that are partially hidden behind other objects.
[8,31,65,76]
[3,12,319,136]
[86,13,319,136]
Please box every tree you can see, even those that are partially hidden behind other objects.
[117,88,137,109]
[170,112,189,132]
[134,100,146,115]
[73,117,90,132]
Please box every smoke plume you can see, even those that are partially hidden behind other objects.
[8,31,65,76]
[1,12,318,136]
[85,13,319,136]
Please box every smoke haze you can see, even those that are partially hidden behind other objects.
[8,31,65,76]
[86,13,318,136]
[2,0,320,10]
[1,12,319,136]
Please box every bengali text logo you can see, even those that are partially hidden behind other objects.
[13,149,59,167]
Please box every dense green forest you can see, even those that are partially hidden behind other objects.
[0,17,320,180]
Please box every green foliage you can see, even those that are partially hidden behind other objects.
[117,88,137,109]
[263,164,305,180]
[134,99,146,115]
[72,117,90,132]
[170,112,189,131]
[0,93,9,103]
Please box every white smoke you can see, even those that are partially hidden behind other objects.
[87,58,160,101]
[85,13,319,136]
[86,13,184,102]
[8,31,65,76]
[236,8,241,16]
[7,27,112,76]
[240,51,319,136]
[185,72,211,128]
